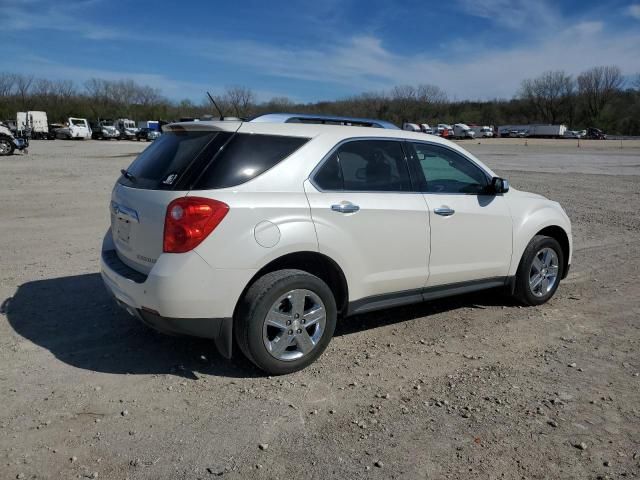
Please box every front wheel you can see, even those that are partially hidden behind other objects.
[235,269,337,375]
[0,138,15,156]
[513,235,564,306]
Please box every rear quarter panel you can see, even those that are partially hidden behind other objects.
[193,191,318,270]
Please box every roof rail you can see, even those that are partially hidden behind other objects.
[249,113,398,129]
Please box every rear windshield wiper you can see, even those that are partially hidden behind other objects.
[120,169,136,182]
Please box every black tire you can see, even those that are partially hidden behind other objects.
[513,235,564,306]
[235,269,337,375]
[0,137,15,156]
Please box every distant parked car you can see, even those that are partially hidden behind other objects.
[135,128,161,142]
[585,127,606,140]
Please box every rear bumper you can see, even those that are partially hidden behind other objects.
[109,295,233,358]
[100,230,255,357]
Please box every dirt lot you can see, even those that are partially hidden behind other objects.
[1,137,639,479]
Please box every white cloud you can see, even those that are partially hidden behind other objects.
[191,20,640,100]
[455,0,559,30]
[2,0,638,102]
[628,4,640,20]
[0,1,121,40]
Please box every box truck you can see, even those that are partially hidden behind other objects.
[17,111,52,139]
[470,125,494,138]
[453,123,475,139]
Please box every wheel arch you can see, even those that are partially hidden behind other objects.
[233,251,349,319]
[535,225,571,279]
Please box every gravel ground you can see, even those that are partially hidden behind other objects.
[1,137,639,479]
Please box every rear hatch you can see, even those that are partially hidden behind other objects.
[111,122,241,274]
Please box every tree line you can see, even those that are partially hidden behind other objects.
[1,65,639,134]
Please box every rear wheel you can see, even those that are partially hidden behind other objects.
[235,269,337,375]
[0,137,15,156]
[514,235,564,306]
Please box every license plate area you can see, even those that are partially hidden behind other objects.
[115,217,132,244]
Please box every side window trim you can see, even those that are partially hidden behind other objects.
[402,141,428,192]
[408,141,493,195]
[310,137,417,193]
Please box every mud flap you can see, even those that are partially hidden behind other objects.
[214,317,233,359]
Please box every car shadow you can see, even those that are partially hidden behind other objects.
[334,288,513,337]
[3,273,514,378]
[3,273,262,379]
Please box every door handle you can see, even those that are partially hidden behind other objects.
[434,207,455,217]
[331,203,360,214]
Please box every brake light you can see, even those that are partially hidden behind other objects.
[163,197,229,253]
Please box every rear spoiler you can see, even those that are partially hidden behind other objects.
[162,121,243,133]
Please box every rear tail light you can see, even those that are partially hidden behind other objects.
[163,197,229,253]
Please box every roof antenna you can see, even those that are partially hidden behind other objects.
[206,91,225,120]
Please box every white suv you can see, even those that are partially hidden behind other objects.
[101,120,572,374]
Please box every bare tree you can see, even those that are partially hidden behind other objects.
[218,86,256,118]
[135,85,163,106]
[15,74,34,108]
[519,70,574,124]
[416,84,448,105]
[578,65,624,123]
[0,72,17,97]
[53,80,75,99]
[352,91,391,119]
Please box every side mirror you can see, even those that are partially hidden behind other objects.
[491,177,510,194]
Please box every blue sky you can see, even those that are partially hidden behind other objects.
[1,0,639,103]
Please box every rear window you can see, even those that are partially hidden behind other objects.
[119,130,227,190]
[192,133,308,189]
[119,131,308,190]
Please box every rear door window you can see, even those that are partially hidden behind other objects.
[313,140,412,192]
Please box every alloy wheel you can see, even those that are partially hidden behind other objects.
[529,247,559,297]
[0,140,11,155]
[262,289,326,361]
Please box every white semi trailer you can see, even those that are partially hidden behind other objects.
[17,111,50,139]
[498,124,567,138]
